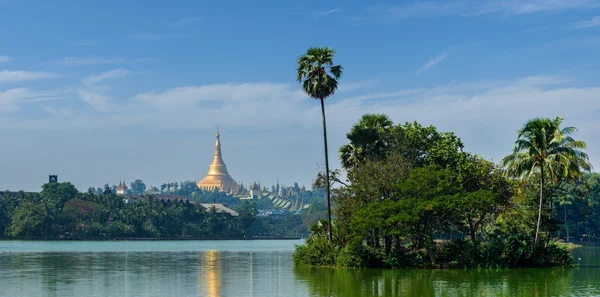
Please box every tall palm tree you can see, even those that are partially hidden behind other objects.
[297,47,343,241]
[502,116,591,245]
[340,113,393,172]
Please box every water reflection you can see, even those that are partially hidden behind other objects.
[1,243,600,297]
[203,250,221,297]
[293,266,600,297]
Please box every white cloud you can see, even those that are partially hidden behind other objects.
[134,82,305,108]
[78,89,113,112]
[417,53,448,73]
[44,105,72,117]
[58,57,149,66]
[0,55,13,62]
[0,88,61,112]
[312,9,342,18]
[2,76,600,185]
[0,70,55,83]
[570,16,600,29]
[357,0,599,22]
[82,69,130,86]
[132,33,187,40]
[478,0,598,14]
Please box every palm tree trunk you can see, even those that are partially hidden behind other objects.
[320,97,332,242]
[535,167,544,245]
[565,205,570,242]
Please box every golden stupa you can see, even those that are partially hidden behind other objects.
[197,129,239,193]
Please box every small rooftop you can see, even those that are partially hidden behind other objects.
[200,203,239,216]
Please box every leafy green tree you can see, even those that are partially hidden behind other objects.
[297,46,343,241]
[456,154,512,242]
[397,122,464,167]
[7,201,49,237]
[0,193,18,236]
[174,181,200,197]
[62,199,103,226]
[40,182,78,207]
[502,117,591,244]
[235,200,258,235]
[130,179,146,194]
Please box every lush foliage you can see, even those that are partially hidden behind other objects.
[502,116,591,244]
[0,181,326,239]
[295,114,591,269]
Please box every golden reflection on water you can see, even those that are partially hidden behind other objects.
[201,250,221,297]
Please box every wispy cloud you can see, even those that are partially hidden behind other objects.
[57,56,150,66]
[0,88,61,112]
[0,70,56,83]
[132,33,187,40]
[82,69,130,87]
[523,26,546,33]
[169,17,205,28]
[73,41,98,47]
[570,16,600,29]
[0,55,14,63]
[44,105,72,117]
[478,0,599,14]
[417,53,448,74]
[355,0,599,22]
[312,9,342,18]
[134,83,304,109]
[78,69,131,111]
[78,89,113,112]
[4,76,600,171]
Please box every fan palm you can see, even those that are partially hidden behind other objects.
[340,113,393,172]
[502,116,591,245]
[297,47,343,241]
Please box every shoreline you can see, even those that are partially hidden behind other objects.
[0,236,304,241]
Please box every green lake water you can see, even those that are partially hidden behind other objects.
[0,240,599,297]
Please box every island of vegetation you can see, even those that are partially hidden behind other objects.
[293,47,596,269]
[293,113,596,269]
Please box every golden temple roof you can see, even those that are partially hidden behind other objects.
[197,129,239,193]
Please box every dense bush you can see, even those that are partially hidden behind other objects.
[295,232,572,268]
[294,236,339,267]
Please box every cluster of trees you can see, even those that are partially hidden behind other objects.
[0,180,327,239]
[0,182,312,238]
[0,183,257,239]
[295,114,593,268]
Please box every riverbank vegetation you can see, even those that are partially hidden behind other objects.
[0,183,326,239]
[294,114,594,268]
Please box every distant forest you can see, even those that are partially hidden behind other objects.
[0,180,327,239]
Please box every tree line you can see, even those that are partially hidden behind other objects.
[0,182,326,239]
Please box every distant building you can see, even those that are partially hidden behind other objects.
[116,180,128,195]
[197,129,240,194]
[122,194,238,217]
[200,203,239,216]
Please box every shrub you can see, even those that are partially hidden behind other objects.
[294,236,339,267]
[337,244,383,268]
[81,222,105,238]
[107,221,136,237]
[184,223,202,237]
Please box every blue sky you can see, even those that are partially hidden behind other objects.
[1,0,600,191]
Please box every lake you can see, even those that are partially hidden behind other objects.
[0,240,599,297]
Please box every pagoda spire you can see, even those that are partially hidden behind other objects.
[197,128,239,193]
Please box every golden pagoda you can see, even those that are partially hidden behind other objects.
[197,129,239,193]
